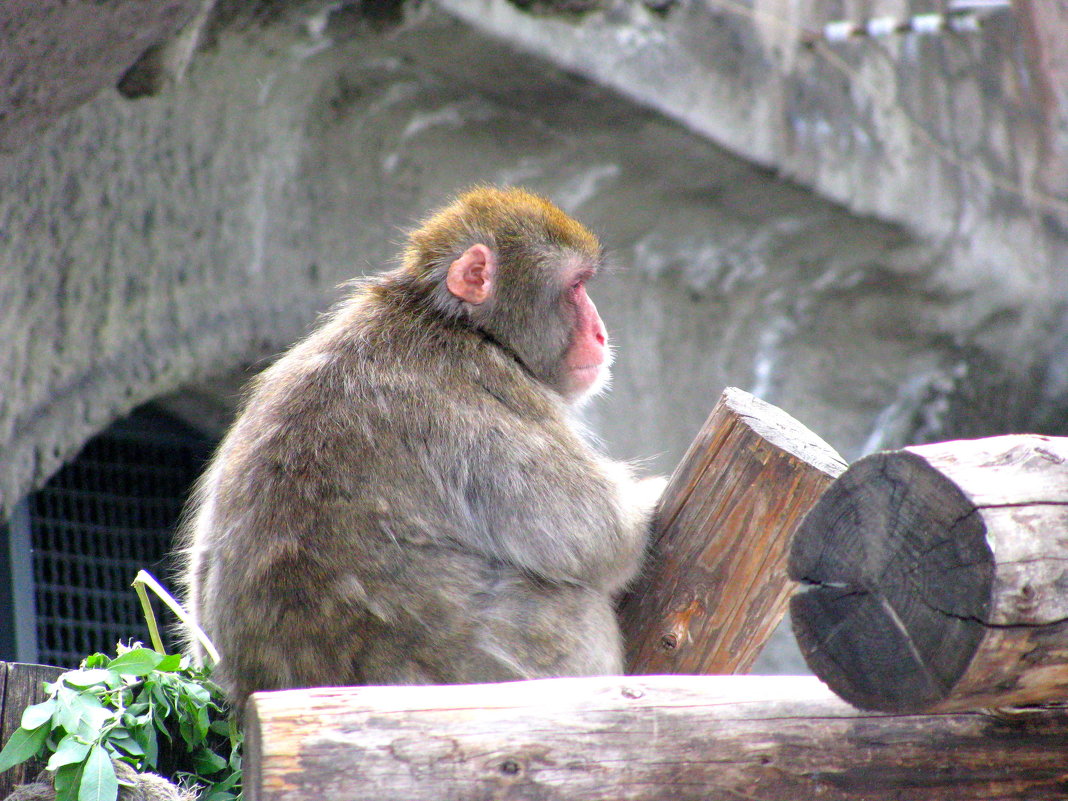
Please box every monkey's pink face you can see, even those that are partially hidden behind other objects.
[561,273,611,402]
[445,243,612,402]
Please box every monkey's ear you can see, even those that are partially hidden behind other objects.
[446,244,496,305]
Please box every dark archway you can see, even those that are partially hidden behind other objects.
[0,406,216,666]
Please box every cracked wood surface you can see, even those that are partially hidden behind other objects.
[619,387,846,676]
[244,674,1068,801]
[790,434,1068,713]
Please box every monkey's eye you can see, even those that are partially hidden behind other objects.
[572,268,596,289]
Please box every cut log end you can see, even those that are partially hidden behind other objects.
[621,387,845,676]
[788,450,994,712]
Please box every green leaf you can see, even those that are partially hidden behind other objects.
[107,733,145,759]
[79,744,118,801]
[183,683,211,706]
[152,715,173,742]
[155,653,182,672]
[191,749,228,776]
[150,684,175,718]
[131,721,158,768]
[47,736,91,770]
[211,770,241,792]
[20,699,56,730]
[107,649,164,676]
[54,762,84,801]
[1,644,239,801]
[125,699,150,717]
[63,669,120,689]
[179,717,195,750]
[51,685,116,745]
[0,722,50,772]
[55,686,88,732]
[193,703,210,742]
[71,690,106,711]
[84,703,114,728]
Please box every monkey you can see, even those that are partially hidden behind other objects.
[3,765,192,801]
[179,186,664,711]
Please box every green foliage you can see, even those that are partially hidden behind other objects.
[0,645,241,801]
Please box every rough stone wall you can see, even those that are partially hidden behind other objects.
[0,0,202,153]
[2,2,1067,575]
[417,0,1068,459]
[443,0,1064,254]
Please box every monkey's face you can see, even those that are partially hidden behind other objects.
[558,265,612,403]
[443,240,612,404]
[428,187,613,404]
[487,250,613,405]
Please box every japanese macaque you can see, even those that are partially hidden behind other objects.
[3,765,192,801]
[180,186,663,711]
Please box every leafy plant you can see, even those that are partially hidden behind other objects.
[0,645,240,801]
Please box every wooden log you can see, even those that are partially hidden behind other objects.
[620,386,846,675]
[789,434,1068,713]
[0,663,64,798]
[245,674,1068,801]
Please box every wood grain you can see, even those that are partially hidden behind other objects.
[790,434,1068,713]
[0,662,63,797]
[244,674,1068,801]
[620,387,846,675]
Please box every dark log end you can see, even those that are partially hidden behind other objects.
[788,451,994,712]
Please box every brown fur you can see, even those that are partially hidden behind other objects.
[180,187,659,710]
[3,765,192,801]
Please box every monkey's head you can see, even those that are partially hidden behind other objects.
[403,186,612,404]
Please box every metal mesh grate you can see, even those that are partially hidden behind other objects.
[28,407,214,667]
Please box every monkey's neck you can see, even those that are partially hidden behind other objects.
[368,273,560,411]
[474,326,538,383]
[377,272,539,380]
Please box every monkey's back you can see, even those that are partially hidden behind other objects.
[182,291,646,706]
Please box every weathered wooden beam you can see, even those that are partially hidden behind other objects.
[0,663,64,798]
[620,387,846,675]
[790,434,1068,713]
[245,674,1068,801]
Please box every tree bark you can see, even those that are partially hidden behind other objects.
[620,386,846,675]
[790,434,1068,713]
[244,674,1068,801]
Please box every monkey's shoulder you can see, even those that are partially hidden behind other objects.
[222,329,559,471]
[213,311,632,529]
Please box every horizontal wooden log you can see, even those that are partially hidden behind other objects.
[790,434,1068,713]
[620,387,846,675]
[245,675,1068,801]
